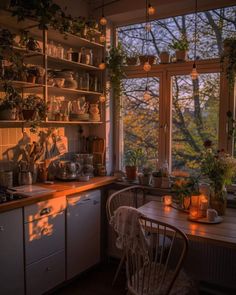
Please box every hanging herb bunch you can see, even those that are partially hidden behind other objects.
[106,43,127,114]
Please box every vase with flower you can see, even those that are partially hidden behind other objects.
[201,140,236,215]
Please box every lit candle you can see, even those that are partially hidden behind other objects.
[162,195,172,206]
[191,195,200,207]
[189,206,199,219]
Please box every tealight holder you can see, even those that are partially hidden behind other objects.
[162,195,172,206]
[189,205,199,220]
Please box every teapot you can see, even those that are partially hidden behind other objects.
[56,160,81,180]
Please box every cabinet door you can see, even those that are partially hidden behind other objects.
[25,211,65,265]
[26,250,65,295]
[0,209,24,295]
[67,191,101,279]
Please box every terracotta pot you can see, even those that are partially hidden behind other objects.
[139,55,156,65]
[159,52,170,64]
[125,166,137,181]
[0,108,17,120]
[175,50,187,62]
[22,109,36,121]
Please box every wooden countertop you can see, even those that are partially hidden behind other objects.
[0,176,116,213]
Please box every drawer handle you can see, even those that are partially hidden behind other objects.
[0,225,4,231]
[46,267,52,272]
[40,207,51,216]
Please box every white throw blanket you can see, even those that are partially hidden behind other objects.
[110,206,148,259]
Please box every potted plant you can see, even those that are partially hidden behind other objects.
[138,54,156,65]
[126,51,139,66]
[222,38,236,89]
[159,49,170,64]
[151,170,163,187]
[138,166,152,185]
[170,35,189,62]
[124,148,144,181]
[106,43,127,113]
[21,94,47,122]
[201,140,236,215]
[0,84,21,120]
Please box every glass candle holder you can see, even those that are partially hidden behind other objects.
[189,205,199,219]
[162,195,172,206]
[191,195,200,207]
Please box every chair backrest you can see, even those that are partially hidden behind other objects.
[106,185,146,223]
[126,216,189,295]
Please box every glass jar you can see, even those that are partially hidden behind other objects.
[57,44,64,59]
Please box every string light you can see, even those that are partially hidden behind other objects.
[148,3,155,15]
[191,0,198,80]
[99,0,107,26]
[143,61,151,72]
[99,93,106,102]
[99,61,106,70]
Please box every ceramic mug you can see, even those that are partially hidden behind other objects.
[207,208,218,222]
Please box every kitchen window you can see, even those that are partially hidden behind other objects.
[116,5,236,171]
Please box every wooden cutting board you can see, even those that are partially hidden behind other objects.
[92,138,105,165]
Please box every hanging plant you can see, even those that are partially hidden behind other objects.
[106,43,127,115]
[222,38,236,89]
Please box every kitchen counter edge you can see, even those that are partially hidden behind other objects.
[0,176,117,213]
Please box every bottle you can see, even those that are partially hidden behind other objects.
[80,47,87,64]
[57,44,64,59]
[86,49,93,65]
[67,48,73,61]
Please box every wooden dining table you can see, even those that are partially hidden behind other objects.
[137,200,236,286]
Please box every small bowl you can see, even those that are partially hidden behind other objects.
[78,175,90,182]
[54,78,65,88]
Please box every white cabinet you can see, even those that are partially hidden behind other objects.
[67,190,101,279]
[0,208,24,295]
[24,197,66,295]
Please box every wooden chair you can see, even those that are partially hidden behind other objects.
[106,185,146,286]
[126,216,194,295]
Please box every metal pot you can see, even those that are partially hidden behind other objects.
[56,160,81,180]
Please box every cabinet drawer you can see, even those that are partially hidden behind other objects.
[24,196,66,223]
[26,250,65,295]
[25,211,65,265]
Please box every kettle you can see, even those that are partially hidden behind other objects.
[56,160,81,180]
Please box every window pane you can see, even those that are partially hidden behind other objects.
[118,6,236,60]
[172,73,220,172]
[122,77,159,169]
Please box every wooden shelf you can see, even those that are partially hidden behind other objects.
[47,86,102,97]
[0,81,45,92]
[0,120,102,128]
[47,56,101,71]
[45,120,103,125]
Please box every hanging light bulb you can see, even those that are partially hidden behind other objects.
[99,93,106,102]
[145,23,152,32]
[191,62,198,80]
[100,16,107,26]
[148,3,155,15]
[143,61,151,72]
[99,34,106,43]
[191,0,198,81]
[144,88,151,101]
[99,61,106,70]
